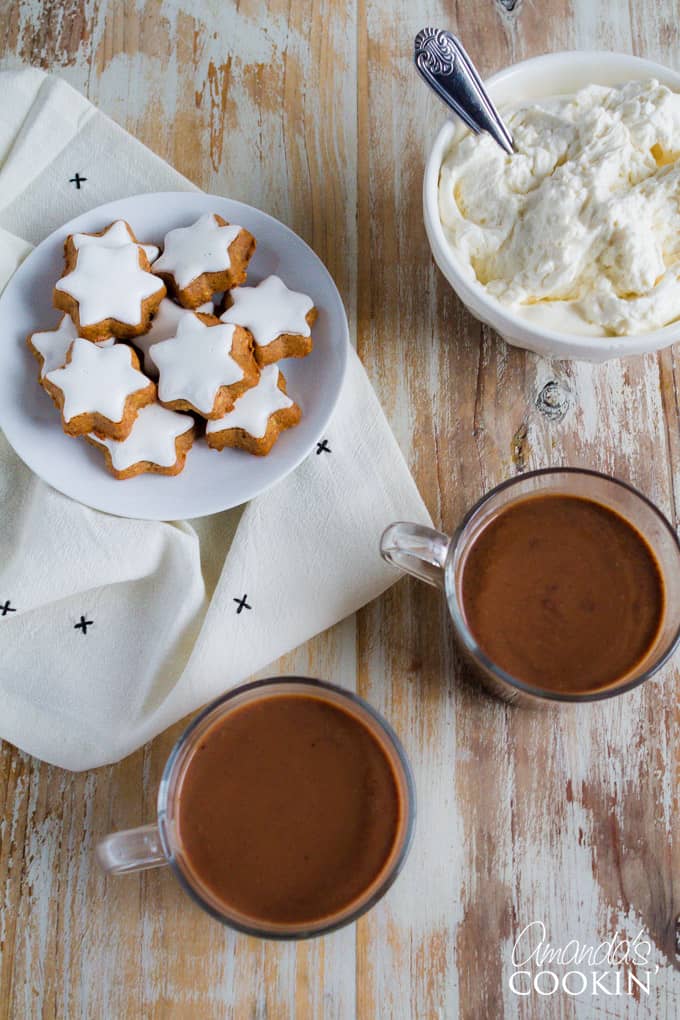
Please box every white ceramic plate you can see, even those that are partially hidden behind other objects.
[0,192,348,519]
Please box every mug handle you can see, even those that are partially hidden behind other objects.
[96,823,168,874]
[380,522,451,589]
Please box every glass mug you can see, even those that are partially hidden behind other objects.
[97,676,416,939]
[381,468,680,704]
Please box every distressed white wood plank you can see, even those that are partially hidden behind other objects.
[0,1,359,1017]
[357,1,680,1018]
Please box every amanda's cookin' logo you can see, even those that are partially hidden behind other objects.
[509,922,659,998]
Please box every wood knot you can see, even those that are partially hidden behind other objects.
[536,380,571,422]
[497,0,521,12]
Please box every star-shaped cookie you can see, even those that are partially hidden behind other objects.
[86,402,195,479]
[54,243,166,341]
[133,297,213,377]
[206,364,301,455]
[220,275,316,365]
[43,338,156,439]
[150,313,259,418]
[152,213,255,308]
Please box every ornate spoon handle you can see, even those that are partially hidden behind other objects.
[414,28,514,154]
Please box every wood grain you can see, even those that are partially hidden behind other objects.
[1,0,680,1017]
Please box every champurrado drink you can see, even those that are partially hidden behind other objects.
[459,494,665,694]
[175,693,404,927]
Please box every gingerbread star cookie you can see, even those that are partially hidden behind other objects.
[133,297,213,377]
[152,213,255,308]
[206,364,301,455]
[43,339,156,440]
[150,313,259,419]
[220,274,316,366]
[86,402,195,479]
[67,219,159,264]
[54,242,166,341]
[27,315,114,378]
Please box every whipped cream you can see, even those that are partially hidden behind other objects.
[438,79,680,336]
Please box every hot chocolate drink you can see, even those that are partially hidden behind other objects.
[459,494,665,694]
[176,692,406,928]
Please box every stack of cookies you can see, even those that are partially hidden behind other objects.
[27,214,317,479]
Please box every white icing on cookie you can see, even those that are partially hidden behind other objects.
[55,244,164,327]
[150,315,245,414]
[71,219,159,263]
[220,275,314,347]
[45,339,151,423]
[89,402,193,471]
[206,365,293,438]
[134,299,213,376]
[153,213,242,290]
[30,315,79,378]
[31,316,114,376]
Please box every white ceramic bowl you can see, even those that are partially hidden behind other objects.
[423,51,680,362]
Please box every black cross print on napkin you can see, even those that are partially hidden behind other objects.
[74,615,94,634]
[0,600,16,616]
[69,173,87,189]
[233,595,252,614]
[316,439,331,455]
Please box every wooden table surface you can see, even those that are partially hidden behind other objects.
[1,1,680,1017]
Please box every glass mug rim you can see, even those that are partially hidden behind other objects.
[384,467,680,704]
[155,675,417,940]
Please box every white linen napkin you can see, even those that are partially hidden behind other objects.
[0,69,431,770]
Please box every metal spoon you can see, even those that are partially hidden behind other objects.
[414,28,514,154]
